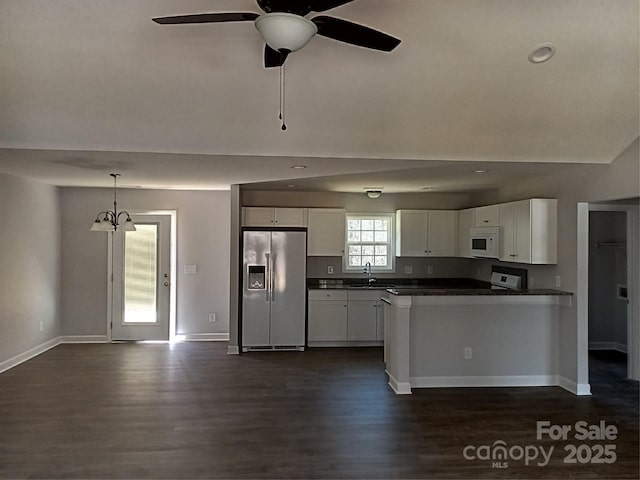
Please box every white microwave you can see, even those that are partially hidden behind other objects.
[470,226,501,258]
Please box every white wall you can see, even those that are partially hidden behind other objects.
[469,137,640,389]
[61,188,230,337]
[0,173,62,364]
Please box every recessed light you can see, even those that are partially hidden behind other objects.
[290,165,307,169]
[473,169,488,174]
[528,43,556,64]
[287,184,297,188]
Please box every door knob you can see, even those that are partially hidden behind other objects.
[163,281,170,287]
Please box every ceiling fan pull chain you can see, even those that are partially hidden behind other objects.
[278,63,283,121]
[280,62,287,131]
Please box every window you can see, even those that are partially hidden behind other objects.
[344,214,395,272]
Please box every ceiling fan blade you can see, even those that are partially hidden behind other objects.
[312,16,401,52]
[308,0,354,12]
[152,12,259,25]
[264,45,290,68]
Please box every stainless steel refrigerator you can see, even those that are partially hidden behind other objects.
[241,228,307,352]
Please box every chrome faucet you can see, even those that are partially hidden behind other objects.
[364,261,376,285]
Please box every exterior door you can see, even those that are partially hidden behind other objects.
[112,214,171,341]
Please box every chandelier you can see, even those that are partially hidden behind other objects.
[90,173,136,232]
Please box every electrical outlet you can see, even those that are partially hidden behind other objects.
[555,275,561,288]
[39,321,44,332]
[327,266,334,274]
[208,312,216,323]
[464,347,472,359]
[404,265,413,274]
[529,275,535,287]
[427,265,434,275]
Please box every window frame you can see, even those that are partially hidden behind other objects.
[342,213,396,273]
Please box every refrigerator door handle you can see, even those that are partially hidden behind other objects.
[265,253,271,302]
[270,256,275,302]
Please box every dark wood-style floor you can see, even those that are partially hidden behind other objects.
[0,344,637,479]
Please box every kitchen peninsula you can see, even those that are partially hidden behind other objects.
[383,286,572,394]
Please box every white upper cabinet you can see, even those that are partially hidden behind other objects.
[242,207,307,227]
[396,210,458,257]
[395,210,428,256]
[458,208,476,258]
[499,199,557,264]
[307,208,345,256]
[474,204,500,226]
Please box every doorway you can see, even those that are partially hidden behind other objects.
[588,210,629,382]
[109,213,175,341]
[579,201,640,387]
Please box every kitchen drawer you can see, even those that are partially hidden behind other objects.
[348,289,387,301]
[308,289,348,301]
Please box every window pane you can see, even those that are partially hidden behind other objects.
[124,224,158,324]
[349,256,362,267]
[361,231,374,242]
[361,219,374,230]
[345,214,393,271]
[374,256,387,266]
[374,231,388,242]
[374,219,388,230]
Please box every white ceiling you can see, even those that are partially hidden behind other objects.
[0,0,638,192]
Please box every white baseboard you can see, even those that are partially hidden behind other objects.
[179,333,229,342]
[0,337,61,374]
[558,376,592,396]
[60,335,108,344]
[410,375,559,389]
[227,345,240,355]
[588,342,628,353]
[387,372,412,394]
[308,341,383,348]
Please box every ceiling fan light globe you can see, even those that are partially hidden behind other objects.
[255,13,318,53]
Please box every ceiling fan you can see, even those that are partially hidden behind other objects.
[152,0,401,68]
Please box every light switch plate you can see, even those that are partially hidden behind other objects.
[184,264,197,275]
[404,265,413,274]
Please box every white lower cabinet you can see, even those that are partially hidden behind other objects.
[307,290,348,341]
[308,289,385,345]
[347,301,378,341]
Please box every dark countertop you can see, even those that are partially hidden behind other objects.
[385,287,573,296]
[307,278,490,290]
[306,278,572,296]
